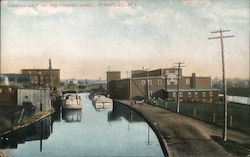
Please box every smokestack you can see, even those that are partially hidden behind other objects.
[49,59,54,90]
[191,73,196,88]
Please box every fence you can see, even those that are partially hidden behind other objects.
[150,99,250,135]
[228,96,250,105]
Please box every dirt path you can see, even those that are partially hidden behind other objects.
[117,100,250,157]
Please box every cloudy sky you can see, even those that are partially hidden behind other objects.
[1,0,249,79]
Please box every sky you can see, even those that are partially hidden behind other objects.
[1,0,249,79]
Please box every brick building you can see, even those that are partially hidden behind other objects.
[0,85,18,107]
[108,68,220,103]
[4,73,31,87]
[21,69,60,93]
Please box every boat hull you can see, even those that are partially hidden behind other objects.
[62,93,82,110]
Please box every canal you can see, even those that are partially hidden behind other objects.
[0,93,164,157]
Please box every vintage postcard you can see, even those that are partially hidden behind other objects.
[0,0,249,157]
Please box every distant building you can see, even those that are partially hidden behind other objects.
[21,69,60,93]
[107,71,121,94]
[0,85,18,107]
[0,74,10,86]
[4,73,31,87]
[107,71,121,82]
[108,68,220,103]
[0,75,17,107]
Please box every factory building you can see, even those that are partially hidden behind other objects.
[108,68,220,103]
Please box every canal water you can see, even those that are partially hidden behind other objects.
[0,93,164,157]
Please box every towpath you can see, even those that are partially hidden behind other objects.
[116,100,250,157]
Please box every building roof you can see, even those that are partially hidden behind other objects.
[22,69,60,71]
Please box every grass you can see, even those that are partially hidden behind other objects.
[211,136,250,156]
[151,100,250,135]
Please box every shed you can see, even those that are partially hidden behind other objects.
[17,89,51,112]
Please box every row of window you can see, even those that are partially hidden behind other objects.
[177,98,214,102]
[166,70,179,75]
[141,79,163,86]
[141,78,191,86]
[172,91,213,98]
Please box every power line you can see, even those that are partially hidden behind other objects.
[208,29,234,142]
[173,62,185,113]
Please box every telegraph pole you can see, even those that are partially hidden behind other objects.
[174,62,185,113]
[145,70,149,103]
[209,29,234,141]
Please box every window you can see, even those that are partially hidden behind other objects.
[195,92,198,97]
[0,89,2,93]
[148,80,152,85]
[188,92,192,97]
[186,78,190,85]
[149,91,153,97]
[158,79,162,85]
[202,98,206,102]
[175,70,178,75]
[202,92,206,97]
[148,91,153,100]
[173,92,176,97]
[209,92,213,97]
[210,98,213,102]
[8,88,12,92]
[180,92,183,97]
[142,80,146,85]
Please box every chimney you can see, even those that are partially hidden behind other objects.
[191,73,196,88]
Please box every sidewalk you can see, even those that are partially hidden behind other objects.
[117,100,250,157]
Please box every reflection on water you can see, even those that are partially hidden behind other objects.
[62,110,82,123]
[108,102,144,123]
[0,93,164,157]
[0,117,52,150]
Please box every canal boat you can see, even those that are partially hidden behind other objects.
[62,79,79,94]
[62,93,82,110]
[92,95,113,110]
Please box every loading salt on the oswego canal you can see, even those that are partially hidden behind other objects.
[0,93,165,157]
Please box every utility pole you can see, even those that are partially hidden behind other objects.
[145,70,149,103]
[173,62,185,113]
[209,29,234,141]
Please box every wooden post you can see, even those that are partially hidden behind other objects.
[209,29,234,141]
[213,113,216,123]
[229,115,233,127]
[193,108,196,117]
[174,62,185,113]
